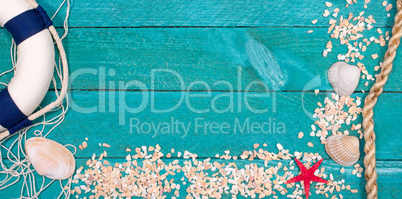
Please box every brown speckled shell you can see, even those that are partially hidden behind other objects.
[325,135,360,166]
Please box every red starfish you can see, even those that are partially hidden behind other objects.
[286,159,328,199]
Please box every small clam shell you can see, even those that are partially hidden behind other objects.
[325,135,360,166]
[328,62,360,97]
[25,137,75,180]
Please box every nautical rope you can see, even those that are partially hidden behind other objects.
[25,1,69,122]
[28,26,69,121]
[363,1,402,199]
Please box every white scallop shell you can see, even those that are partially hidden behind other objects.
[328,62,360,97]
[325,135,360,166]
[25,137,75,180]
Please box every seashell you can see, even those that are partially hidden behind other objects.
[325,135,360,166]
[25,137,75,180]
[328,62,360,97]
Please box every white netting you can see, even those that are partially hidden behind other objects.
[0,0,72,198]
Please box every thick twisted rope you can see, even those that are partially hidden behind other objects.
[363,1,402,199]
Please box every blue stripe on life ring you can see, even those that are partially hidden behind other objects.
[4,5,53,46]
[0,87,32,134]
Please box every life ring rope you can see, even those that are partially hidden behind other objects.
[0,0,69,140]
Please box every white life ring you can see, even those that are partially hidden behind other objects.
[0,0,55,135]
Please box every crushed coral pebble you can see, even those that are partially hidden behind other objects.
[315,0,391,90]
[72,145,360,198]
[311,93,363,141]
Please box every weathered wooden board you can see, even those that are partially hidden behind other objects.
[1,91,398,160]
[0,28,400,91]
[36,0,396,28]
[0,0,400,198]
[0,159,400,198]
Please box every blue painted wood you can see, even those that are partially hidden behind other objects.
[0,28,400,91]
[0,91,395,160]
[34,0,397,28]
[0,0,400,198]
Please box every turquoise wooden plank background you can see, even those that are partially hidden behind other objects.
[34,0,398,28]
[0,0,401,198]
